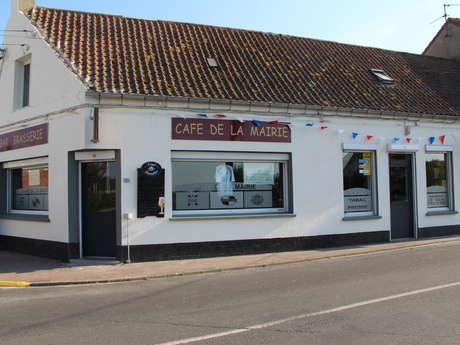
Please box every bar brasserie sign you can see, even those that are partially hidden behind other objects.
[171,118,291,143]
[0,123,48,152]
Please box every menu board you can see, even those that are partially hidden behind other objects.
[243,163,274,184]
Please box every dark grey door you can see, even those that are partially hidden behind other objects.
[389,154,414,239]
[82,161,117,257]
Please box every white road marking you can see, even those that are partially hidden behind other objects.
[155,280,460,345]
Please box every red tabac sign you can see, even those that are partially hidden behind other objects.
[171,118,291,143]
[0,123,48,152]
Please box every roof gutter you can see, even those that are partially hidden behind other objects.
[85,90,460,123]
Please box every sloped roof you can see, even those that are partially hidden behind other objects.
[448,17,460,26]
[27,6,460,116]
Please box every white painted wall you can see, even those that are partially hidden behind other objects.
[1,4,459,248]
[0,111,87,242]
[0,8,86,126]
[0,6,88,243]
[1,100,459,246]
[86,106,460,246]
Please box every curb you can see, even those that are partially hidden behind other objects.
[10,236,460,288]
[0,281,30,287]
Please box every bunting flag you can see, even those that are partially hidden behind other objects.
[440,135,446,144]
[190,113,450,145]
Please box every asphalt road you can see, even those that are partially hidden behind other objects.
[2,242,460,345]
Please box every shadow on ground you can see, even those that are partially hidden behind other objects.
[0,250,63,274]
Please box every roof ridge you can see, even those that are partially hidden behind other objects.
[31,5,126,19]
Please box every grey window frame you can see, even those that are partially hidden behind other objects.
[5,158,49,216]
[13,54,31,110]
[171,151,291,217]
[342,149,378,218]
[425,147,454,212]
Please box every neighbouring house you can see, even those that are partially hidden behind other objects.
[423,17,460,61]
[1,0,460,262]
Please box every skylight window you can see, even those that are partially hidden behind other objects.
[207,58,218,67]
[370,69,394,84]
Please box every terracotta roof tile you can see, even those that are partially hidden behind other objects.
[28,6,460,116]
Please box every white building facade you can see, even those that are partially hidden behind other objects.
[1,1,460,261]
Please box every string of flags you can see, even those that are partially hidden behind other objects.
[192,113,452,145]
[305,122,449,145]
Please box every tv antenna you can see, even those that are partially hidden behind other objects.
[430,4,460,36]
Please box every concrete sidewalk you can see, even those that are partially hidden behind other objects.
[2,236,460,287]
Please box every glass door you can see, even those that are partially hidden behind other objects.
[81,161,117,257]
[389,154,415,239]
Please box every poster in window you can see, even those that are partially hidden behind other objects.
[175,192,210,210]
[243,191,273,208]
[28,169,40,186]
[210,192,244,209]
[360,152,372,176]
[243,163,274,185]
[344,188,372,212]
[427,185,448,208]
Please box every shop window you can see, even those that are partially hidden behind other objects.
[343,151,377,216]
[171,151,290,216]
[426,152,453,210]
[5,158,48,214]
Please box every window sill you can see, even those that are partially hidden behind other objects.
[0,214,50,222]
[13,105,31,112]
[170,213,296,221]
[425,210,458,216]
[342,215,382,221]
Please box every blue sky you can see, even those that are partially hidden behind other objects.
[1,0,457,54]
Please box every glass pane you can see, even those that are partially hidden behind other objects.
[172,160,284,211]
[85,162,116,212]
[11,166,48,211]
[390,167,408,202]
[343,152,374,213]
[22,64,30,107]
[426,153,449,208]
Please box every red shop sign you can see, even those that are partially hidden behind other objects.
[171,118,291,143]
